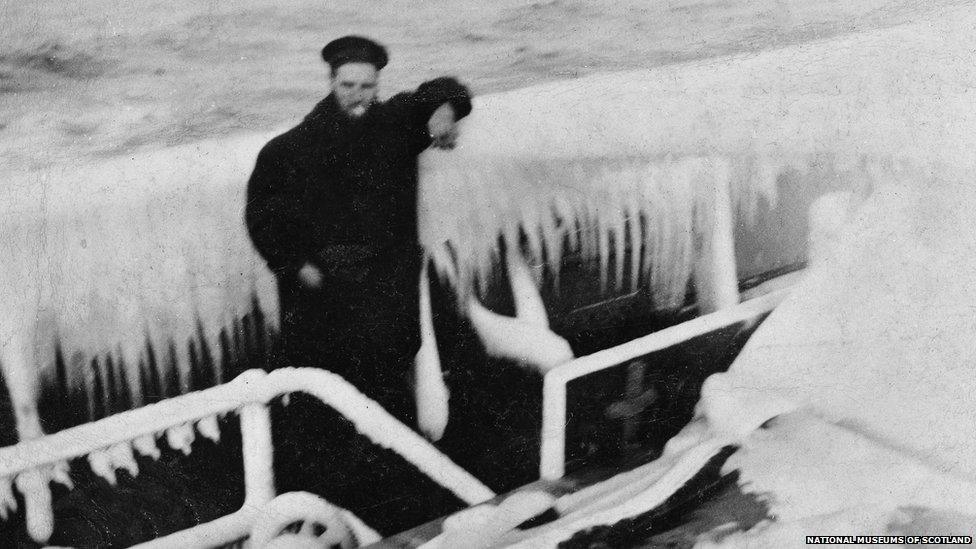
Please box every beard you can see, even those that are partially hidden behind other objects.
[342,101,374,119]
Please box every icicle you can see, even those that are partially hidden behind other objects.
[16,470,53,543]
[429,245,458,290]
[108,442,139,477]
[172,340,193,397]
[693,159,739,313]
[506,248,549,328]
[194,317,219,391]
[50,461,73,490]
[467,298,574,373]
[104,355,119,415]
[579,206,596,267]
[91,358,107,420]
[112,352,133,412]
[141,332,163,404]
[639,179,661,302]
[613,206,627,291]
[559,196,580,254]
[520,206,545,270]
[218,323,236,380]
[88,449,117,485]
[540,203,564,288]
[754,156,780,216]
[500,223,521,275]
[0,477,16,519]
[597,210,610,292]
[230,318,246,385]
[133,434,161,460]
[62,349,88,413]
[628,209,643,293]
[119,342,144,408]
[235,315,252,380]
[197,414,221,443]
[416,263,449,441]
[166,422,195,455]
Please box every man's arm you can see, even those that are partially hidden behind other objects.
[413,76,472,121]
[390,77,473,152]
[427,102,459,150]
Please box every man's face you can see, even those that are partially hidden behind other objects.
[331,62,379,118]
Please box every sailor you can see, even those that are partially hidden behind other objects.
[246,35,471,422]
[244,36,472,531]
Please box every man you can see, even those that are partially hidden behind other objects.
[246,36,471,422]
[245,36,473,531]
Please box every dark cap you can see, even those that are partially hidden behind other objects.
[321,36,389,70]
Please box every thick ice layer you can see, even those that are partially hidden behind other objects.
[0,133,280,436]
[417,9,976,545]
[419,4,976,300]
[702,170,976,478]
[458,171,976,546]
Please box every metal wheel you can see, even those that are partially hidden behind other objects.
[248,492,358,549]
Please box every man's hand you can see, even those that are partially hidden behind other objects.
[428,103,458,150]
[297,262,324,290]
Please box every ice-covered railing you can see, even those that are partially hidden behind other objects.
[417,4,976,302]
[529,175,856,481]
[0,132,281,445]
[484,167,976,549]
[416,283,795,549]
[0,367,495,546]
[414,2,976,422]
[538,286,792,481]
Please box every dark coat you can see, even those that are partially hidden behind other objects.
[245,77,472,421]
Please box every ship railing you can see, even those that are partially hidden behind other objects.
[538,286,792,481]
[0,368,495,547]
[0,288,793,545]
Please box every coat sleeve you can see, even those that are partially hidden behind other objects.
[387,77,473,148]
[411,76,473,122]
[245,141,314,276]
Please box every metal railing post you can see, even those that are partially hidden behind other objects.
[539,371,568,481]
[240,402,276,506]
[536,288,791,482]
